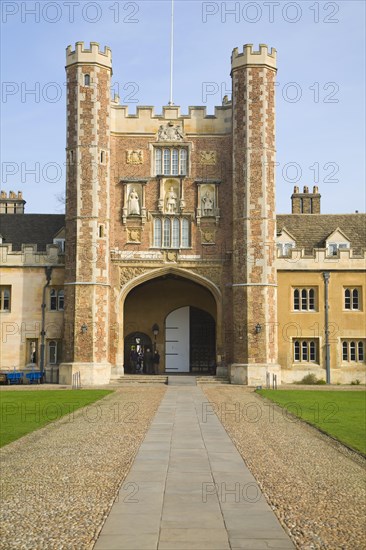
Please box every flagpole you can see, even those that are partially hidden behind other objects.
[169,0,174,105]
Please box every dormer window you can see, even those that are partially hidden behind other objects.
[328,242,349,256]
[155,148,187,176]
[53,238,65,253]
[277,242,294,257]
[276,228,296,257]
[326,228,350,257]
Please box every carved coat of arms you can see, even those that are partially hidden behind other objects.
[158,122,184,141]
[200,151,216,165]
[127,150,143,164]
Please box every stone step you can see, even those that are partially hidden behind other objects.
[116,375,168,385]
[196,380,230,384]
[115,375,230,386]
[196,377,230,385]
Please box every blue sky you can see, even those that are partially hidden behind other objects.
[1,0,365,214]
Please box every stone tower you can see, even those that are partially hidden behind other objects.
[230,44,280,384]
[59,42,112,384]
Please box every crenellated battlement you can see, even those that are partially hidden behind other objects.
[111,104,232,135]
[276,246,366,270]
[0,243,64,266]
[231,43,277,71]
[66,41,112,69]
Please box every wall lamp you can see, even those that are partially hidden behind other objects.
[152,324,159,337]
[255,323,262,334]
[81,323,88,334]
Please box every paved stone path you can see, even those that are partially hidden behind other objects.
[95,380,294,550]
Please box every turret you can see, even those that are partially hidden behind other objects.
[230,44,280,385]
[60,42,112,385]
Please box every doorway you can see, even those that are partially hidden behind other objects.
[165,306,216,373]
[124,332,152,374]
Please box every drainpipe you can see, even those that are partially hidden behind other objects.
[323,271,331,384]
[40,266,53,381]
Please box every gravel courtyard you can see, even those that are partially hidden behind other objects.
[0,387,166,550]
[202,386,366,550]
[1,384,365,550]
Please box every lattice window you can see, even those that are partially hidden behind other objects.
[293,340,318,363]
[293,288,317,311]
[341,340,365,362]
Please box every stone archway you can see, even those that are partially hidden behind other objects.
[116,268,222,375]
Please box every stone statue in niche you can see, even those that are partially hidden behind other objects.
[158,122,184,142]
[166,186,178,213]
[202,190,214,216]
[128,187,140,215]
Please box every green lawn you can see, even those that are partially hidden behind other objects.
[257,390,366,455]
[0,390,113,447]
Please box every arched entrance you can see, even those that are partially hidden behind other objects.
[165,306,216,373]
[124,332,152,374]
[120,270,221,374]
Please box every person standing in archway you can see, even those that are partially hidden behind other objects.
[129,347,138,374]
[144,347,154,375]
[153,350,160,375]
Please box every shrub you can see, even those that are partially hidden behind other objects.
[296,373,326,385]
[351,379,361,385]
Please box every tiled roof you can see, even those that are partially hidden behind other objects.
[277,214,366,255]
[0,214,65,251]
[0,213,365,256]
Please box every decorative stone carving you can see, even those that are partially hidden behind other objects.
[122,182,147,225]
[159,179,181,214]
[158,122,184,141]
[120,267,151,287]
[196,182,220,226]
[164,251,178,262]
[188,267,221,288]
[200,151,216,165]
[127,150,143,165]
[201,190,214,216]
[166,186,178,213]
[201,229,215,244]
[127,228,141,243]
[128,187,140,215]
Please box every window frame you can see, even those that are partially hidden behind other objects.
[0,286,11,312]
[53,239,65,253]
[152,216,191,249]
[328,242,350,256]
[293,339,318,363]
[341,340,365,363]
[154,147,188,176]
[293,287,317,312]
[48,340,58,365]
[50,288,64,311]
[276,242,295,257]
[344,287,361,311]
